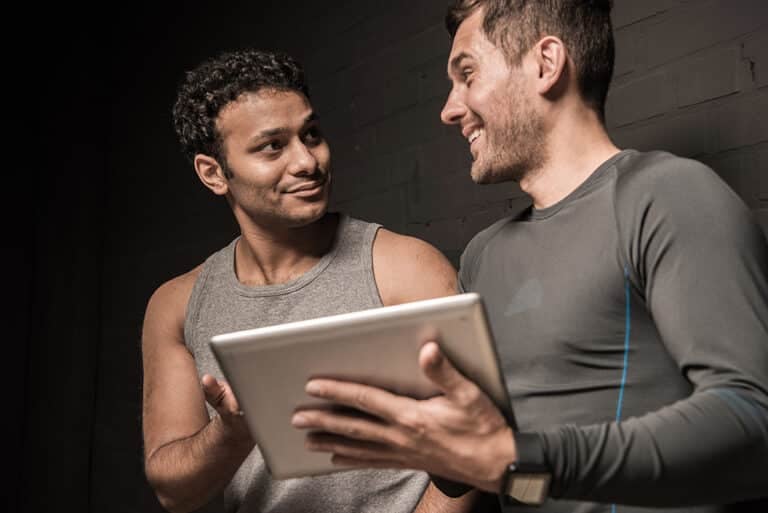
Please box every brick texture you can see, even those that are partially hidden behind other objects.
[313,0,768,260]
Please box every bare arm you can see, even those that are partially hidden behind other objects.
[373,228,458,306]
[142,269,254,513]
[373,229,477,513]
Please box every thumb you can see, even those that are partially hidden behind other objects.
[418,342,473,399]
[202,374,233,412]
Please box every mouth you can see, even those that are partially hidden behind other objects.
[285,177,327,197]
[466,128,483,160]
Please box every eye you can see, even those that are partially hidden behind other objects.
[461,67,474,84]
[302,126,324,146]
[255,140,284,153]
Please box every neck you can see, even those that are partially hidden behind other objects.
[233,212,338,286]
[520,105,620,209]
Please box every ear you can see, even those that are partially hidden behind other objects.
[530,36,568,96]
[194,154,229,196]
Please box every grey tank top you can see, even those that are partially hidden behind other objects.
[184,214,428,513]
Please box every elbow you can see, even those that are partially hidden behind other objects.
[147,477,199,513]
[144,457,202,513]
[160,497,198,513]
[154,493,186,513]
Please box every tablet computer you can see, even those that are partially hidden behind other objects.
[209,292,512,479]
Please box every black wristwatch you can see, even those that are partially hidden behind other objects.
[500,433,551,506]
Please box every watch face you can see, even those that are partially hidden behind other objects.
[504,473,551,505]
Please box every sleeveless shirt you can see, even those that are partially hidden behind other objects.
[184,214,429,513]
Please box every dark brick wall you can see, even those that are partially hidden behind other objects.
[306,0,767,264]
[24,2,766,512]
[607,0,767,230]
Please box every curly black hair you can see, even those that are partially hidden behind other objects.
[172,49,310,168]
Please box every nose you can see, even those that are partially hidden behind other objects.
[287,140,319,176]
[440,88,466,126]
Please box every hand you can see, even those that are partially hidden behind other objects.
[201,374,252,443]
[291,342,517,493]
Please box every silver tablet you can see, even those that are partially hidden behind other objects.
[209,292,511,479]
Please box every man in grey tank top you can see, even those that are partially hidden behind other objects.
[291,1,768,512]
[141,49,482,513]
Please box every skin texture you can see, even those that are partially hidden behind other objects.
[142,89,474,512]
[441,11,545,184]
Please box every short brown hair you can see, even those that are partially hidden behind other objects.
[446,0,614,122]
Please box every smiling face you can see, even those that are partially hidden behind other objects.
[441,9,546,184]
[213,89,331,229]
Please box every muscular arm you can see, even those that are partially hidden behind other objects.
[373,229,478,513]
[142,269,254,513]
[372,228,458,306]
[533,157,768,505]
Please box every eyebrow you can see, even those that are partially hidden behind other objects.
[447,51,473,79]
[256,112,319,138]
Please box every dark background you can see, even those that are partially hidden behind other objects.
[17,1,766,512]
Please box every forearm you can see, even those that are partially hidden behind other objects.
[538,386,768,506]
[145,415,254,513]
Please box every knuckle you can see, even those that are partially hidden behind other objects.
[391,430,418,451]
[343,423,361,439]
[456,384,481,406]
[396,410,426,435]
[353,388,370,409]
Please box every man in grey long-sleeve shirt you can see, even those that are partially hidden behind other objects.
[291,1,768,511]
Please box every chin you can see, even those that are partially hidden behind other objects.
[286,203,329,228]
[471,155,532,184]
[471,163,513,184]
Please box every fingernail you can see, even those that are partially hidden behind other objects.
[305,381,321,394]
[423,342,442,364]
[292,413,308,427]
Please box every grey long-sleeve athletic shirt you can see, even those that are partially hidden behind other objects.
[459,150,768,512]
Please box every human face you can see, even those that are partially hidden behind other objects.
[216,89,331,229]
[441,9,545,184]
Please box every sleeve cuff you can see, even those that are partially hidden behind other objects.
[515,432,549,470]
[429,474,474,497]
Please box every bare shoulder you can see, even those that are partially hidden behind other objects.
[143,265,204,342]
[373,228,457,306]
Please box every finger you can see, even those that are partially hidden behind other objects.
[331,455,406,471]
[292,409,394,445]
[418,342,478,403]
[306,432,398,463]
[304,379,413,423]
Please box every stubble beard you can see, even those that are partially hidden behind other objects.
[470,90,547,185]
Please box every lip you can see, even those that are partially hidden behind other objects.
[461,124,482,140]
[467,129,482,157]
[286,179,327,197]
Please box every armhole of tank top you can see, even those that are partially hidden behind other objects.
[362,222,385,308]
[183,257,214,349]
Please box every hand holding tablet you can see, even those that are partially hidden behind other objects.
[209,293,512,479]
